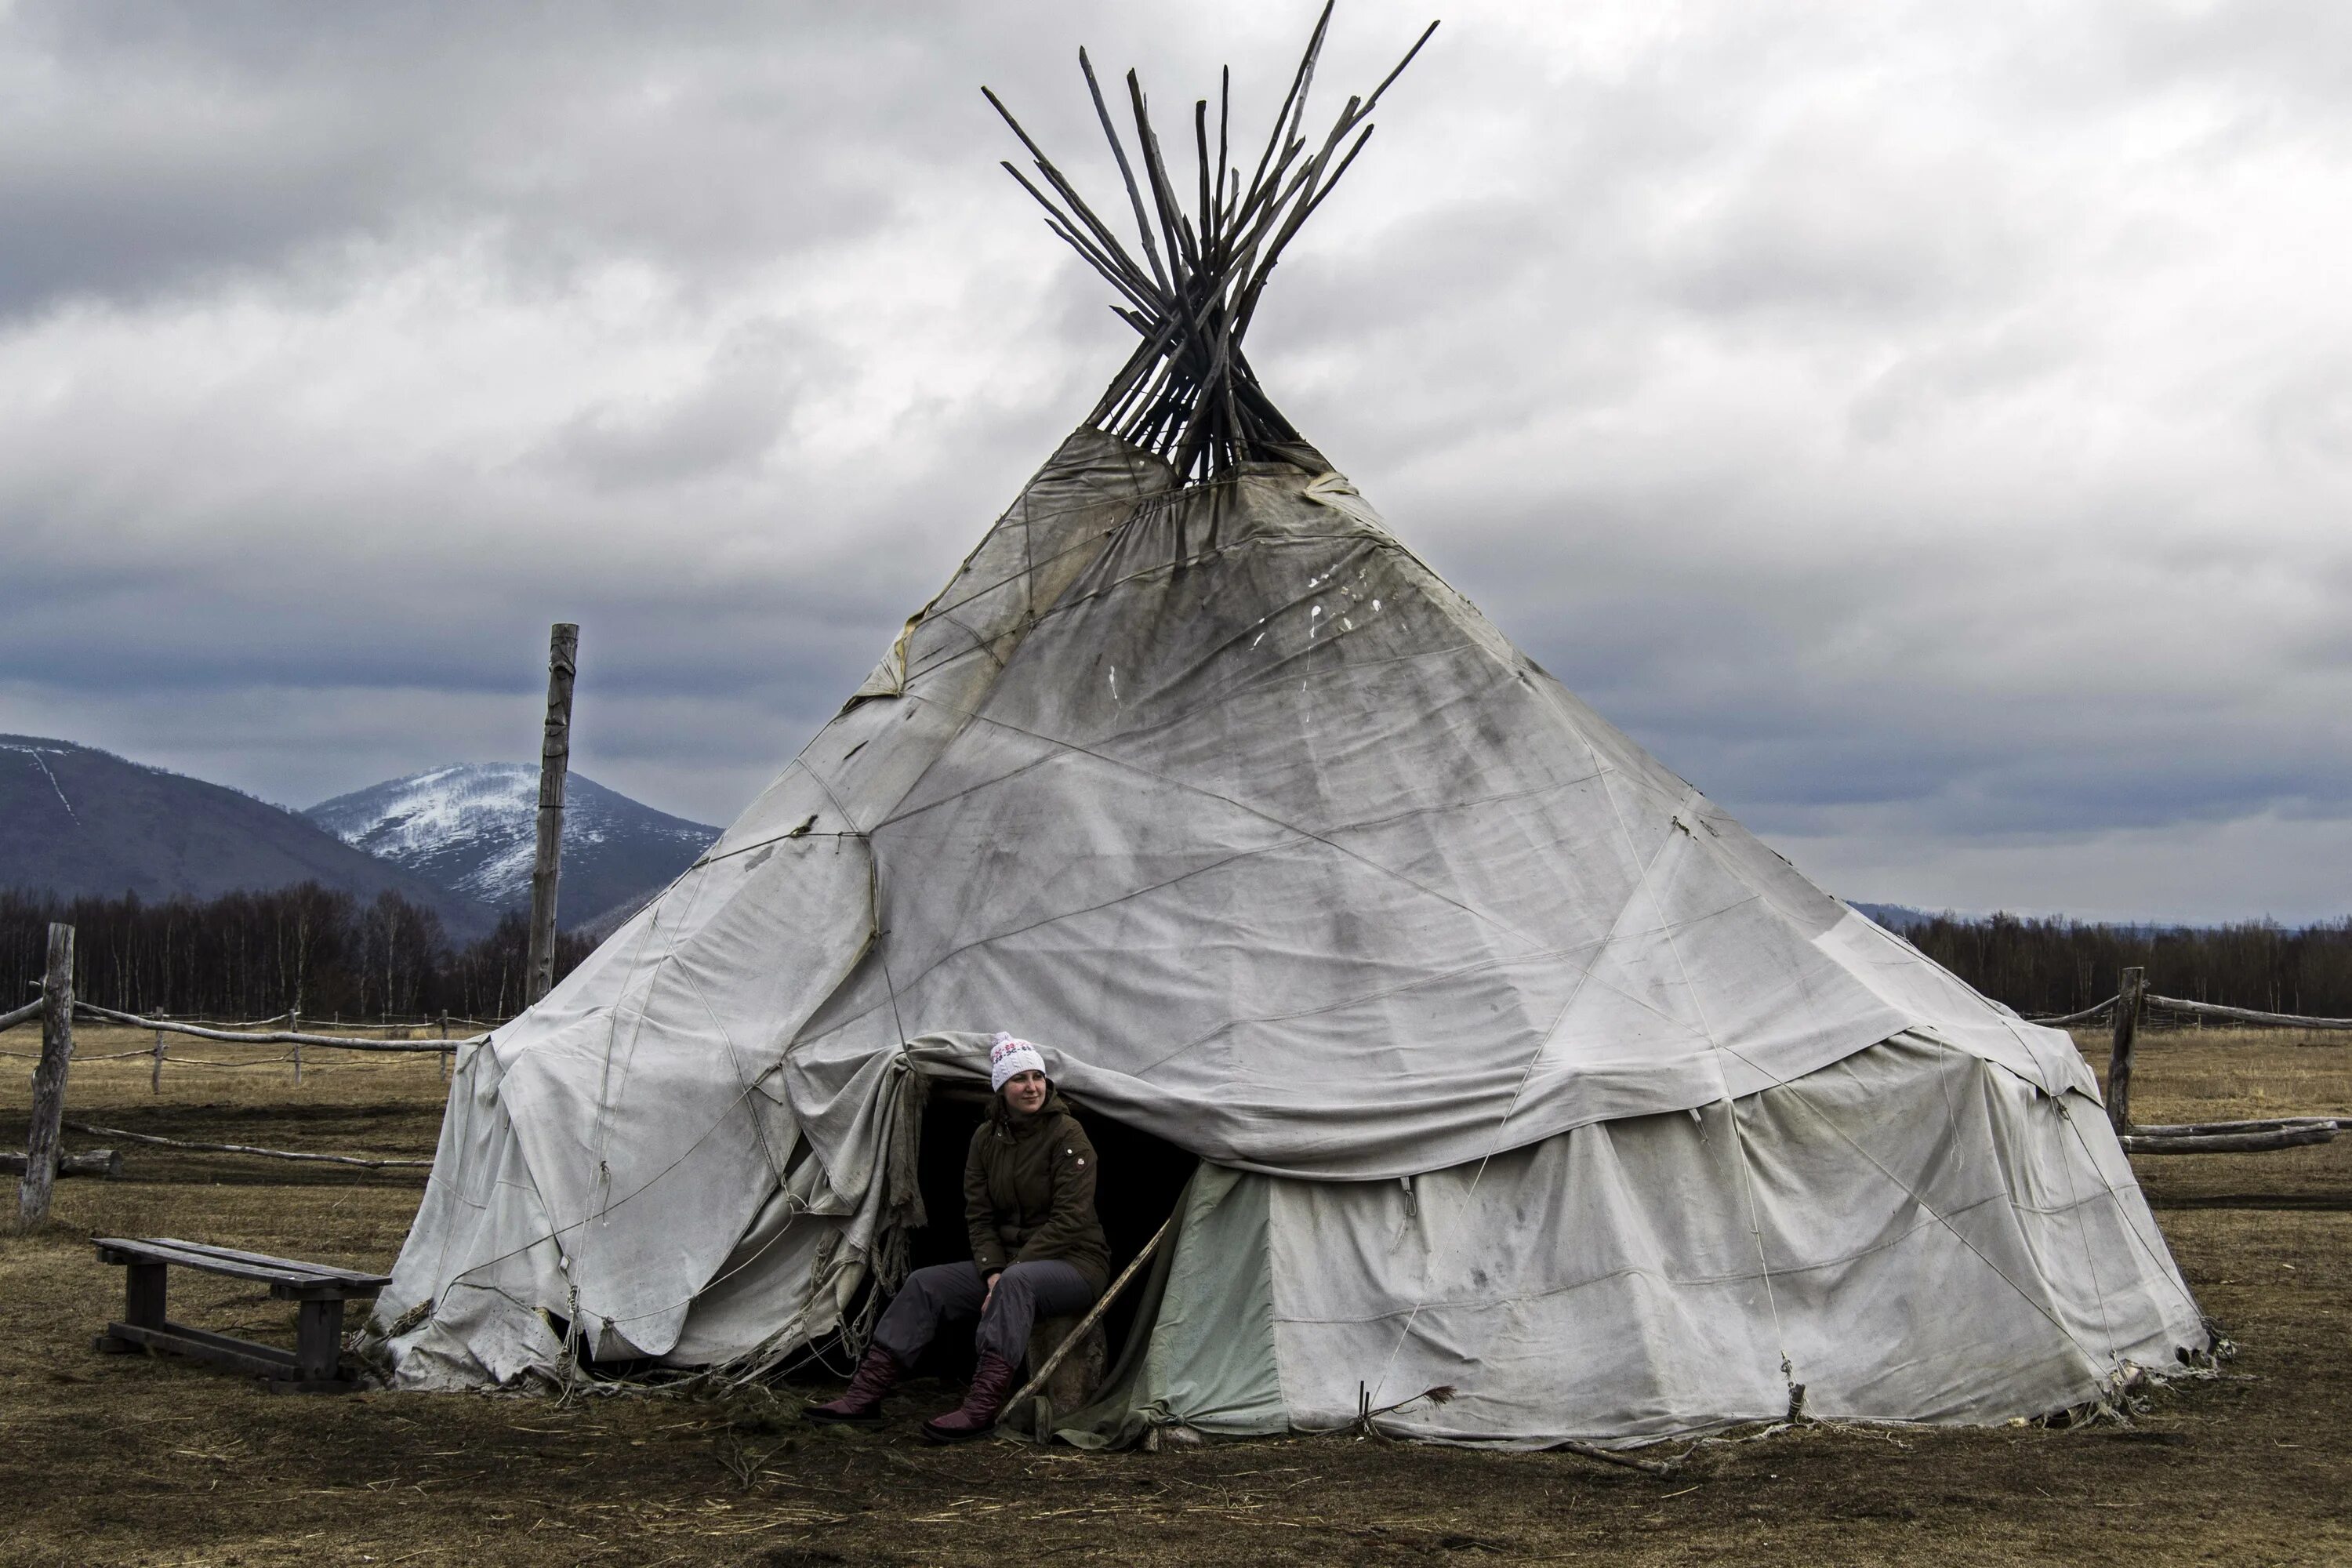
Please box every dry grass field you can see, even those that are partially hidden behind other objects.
[2,1022,2347,1566]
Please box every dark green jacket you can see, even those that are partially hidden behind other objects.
[964,1092,1109,1293]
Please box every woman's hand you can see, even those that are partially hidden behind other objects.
[982,1270,1002,1314]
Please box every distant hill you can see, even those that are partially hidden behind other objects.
[307,763,718,933]
[1847,902,2260,939]
[0,735,495,935]
[1850,902,1938,931]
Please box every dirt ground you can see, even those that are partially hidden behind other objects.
[2,1022,2347,1566]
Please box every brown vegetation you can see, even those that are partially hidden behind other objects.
[0,1025,2346,1566]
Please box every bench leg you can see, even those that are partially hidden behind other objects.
[125,1261,168,1330]
[97,1261,171,1353]
[295,1299,346,1384]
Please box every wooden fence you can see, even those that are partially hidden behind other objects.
[2036,966,2350,1155]
[6,921,496,1225]
[13,929,2352,1229]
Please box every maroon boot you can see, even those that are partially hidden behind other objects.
[921,1350,1022,1445]
[806,1346,902,1426]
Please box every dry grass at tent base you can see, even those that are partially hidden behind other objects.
[0,1025,2346,1567]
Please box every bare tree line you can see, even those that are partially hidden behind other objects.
[0,884,592,1022]
[9,884,2347,1027]
[1883,911,2352,1020]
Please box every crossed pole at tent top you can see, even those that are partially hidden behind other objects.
[984,4,1439,485]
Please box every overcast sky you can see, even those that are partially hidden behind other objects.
[3,1,2347,924]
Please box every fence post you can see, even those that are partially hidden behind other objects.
[152,1013,166,1094]
[438,1009,451,1081]
[16,924,75,1229]
[290,1006,303,1087]
[2107,967,2145,1136]
[527,622,579,1007]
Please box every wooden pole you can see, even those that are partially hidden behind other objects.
[16,924,75,1229]
[152,1014,166,1095]
[2121,1125,2335,1155]
[65,1120,431,1171]
[2132,1116,2347,1138]
[1002,1209,1176,1439]
[289,1007,302,1087]
[438,1010,450,1081]
[526,622,579,1007]
[0,1148,118,1179]
[2107,966,2145,1136]
[68,1000,468,1052]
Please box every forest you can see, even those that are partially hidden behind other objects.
[6,884,2349,1026]
[1881,909,2352,1019]
[0,884,592,1022]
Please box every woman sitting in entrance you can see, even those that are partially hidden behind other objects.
[809,1033,1109,1443]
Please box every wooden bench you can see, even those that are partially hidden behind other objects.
[91,1237,390,1392]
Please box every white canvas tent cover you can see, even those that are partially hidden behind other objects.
[367,16,2206,1444]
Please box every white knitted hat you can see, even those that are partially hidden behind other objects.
[989,1032,1047,1091]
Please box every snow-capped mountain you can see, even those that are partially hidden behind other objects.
[307,764,719,931]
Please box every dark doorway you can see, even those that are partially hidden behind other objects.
[906,1083,1196,1379]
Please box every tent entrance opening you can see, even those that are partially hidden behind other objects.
[906,1085,1196,1379]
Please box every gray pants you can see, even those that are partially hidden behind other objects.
[872,1259,1098,1367]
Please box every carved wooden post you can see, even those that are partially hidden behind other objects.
[526,622,579,1006]
[152,1014,167,1094]
[438,1009,450,1082]
[2107,966,2145,1136]
[16,924,75,1229]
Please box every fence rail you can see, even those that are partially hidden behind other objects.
[2031,992,2352,1030]
[67,1000,482,1054]
[64,1120,431,1171]
[112,1011,505,1033]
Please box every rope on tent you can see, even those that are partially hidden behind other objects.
[1606,789,1802,1419]
[403,812,905,1377]
[1774,1041,2184,1375]
[1351,770,1729,1416]
[392,601,929,1380]
[2043,1081,2209,1324]
[463,484,1378,1382]
[585,854,719,1240]
[2046,1098,2123,1374]
[1616,793,2176,1402]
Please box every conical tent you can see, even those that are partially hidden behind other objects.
[369,14,2206,1445]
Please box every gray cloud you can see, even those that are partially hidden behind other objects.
[2,0,2347,924]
